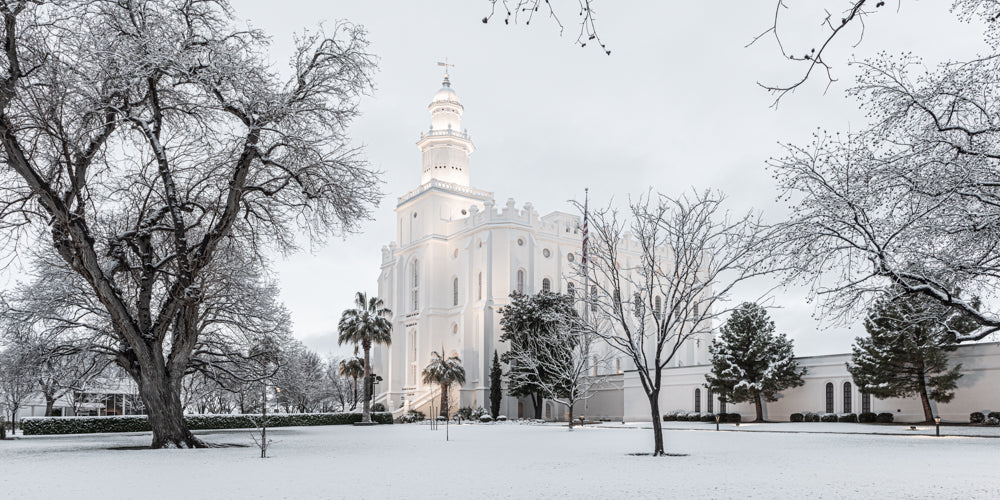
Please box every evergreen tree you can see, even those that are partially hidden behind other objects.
[848,292,977,422]
[489,351,503,419]
[705,302,805,422]
[498,291,576,419]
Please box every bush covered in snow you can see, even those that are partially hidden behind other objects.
[662,412,677,422]
[471,407,489,420]
[701,413,716,422]
[397,410,425,424]
[820,413,838,423]
[371,403,386,412]
[790,413,804,422]
[986,417,1000,426]
[876,412,894,423]
[970,411,985,424]
[479,414,493,423]
[21,412,394,435]
[802,412,820,422]
[858,412,877,423]
[496,415,508,421]
[838,413,858,423]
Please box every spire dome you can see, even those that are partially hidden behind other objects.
[417,69,474,186]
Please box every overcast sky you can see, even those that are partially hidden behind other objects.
[232,0,987,357]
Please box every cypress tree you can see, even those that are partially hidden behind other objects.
[489,351,503,419]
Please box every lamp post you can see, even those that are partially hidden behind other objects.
[715,414,721,431]
[934,416,941,437]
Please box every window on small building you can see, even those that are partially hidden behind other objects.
[843,382,852,413]
[452,277,459,306]
[862,392,871,413]
[695,389,701,413]
[825,382,834,413]
[542,278,551,292]
[517,269,526,293]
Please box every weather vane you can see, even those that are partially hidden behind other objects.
[437,58,455,75]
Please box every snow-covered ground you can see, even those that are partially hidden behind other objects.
[2,422,998,499]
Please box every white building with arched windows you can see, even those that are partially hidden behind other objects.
[372,72,1000,423]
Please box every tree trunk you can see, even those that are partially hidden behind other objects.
[567,404,574,430]
[44,396,56,417]
[351,376,358,410]
[362,344,372,423]
[439,383,450,419]
[532,393,543,419]
[135,368,204,448]
[649,391,665,456]
[916,370,935,422]
[753,392,764,423]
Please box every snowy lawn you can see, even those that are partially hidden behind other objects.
[2,422,998,499]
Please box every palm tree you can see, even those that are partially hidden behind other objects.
[338,292,392,424]
[338,357,365,410]
[422,350,466,419]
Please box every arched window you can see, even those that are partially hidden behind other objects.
[452,277,459,306]
[410,260,420,311]
[862,392,871,413]
[707,390,714,414]
[516,269,526,293]
[825,383,834,413]
[843,382,852,413]
[633,292,644,318]
[694,389,701,413]
[477,272,483,300]
[654,296,662,317]
[720,400,727,414]
[542,278,551,292]
[567,282,576,297]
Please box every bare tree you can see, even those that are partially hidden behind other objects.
[0,344,37,432]
[0,0,377,447]
[482,0,610,54]
[576,190,775,455]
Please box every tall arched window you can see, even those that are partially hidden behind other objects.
[843,382,852,413]
[410,259,420,311]
[516,269,526,293]
[720,400,727,414]
[707,390,714,414]
[694,389,701,413]
[452,277,459,306]
[477,272,483,300]
[825,382,835,413]
[654,296,662,317]
[862,392,871,413]
[542,278,551,292]
[567,282,576,297]
[633,292,644,318]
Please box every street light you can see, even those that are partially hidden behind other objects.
[934,416,941,437]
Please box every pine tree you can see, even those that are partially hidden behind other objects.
[489,351,503,419]
[705,302,806,422]
[847,292,976,422]
[499,291,577,419]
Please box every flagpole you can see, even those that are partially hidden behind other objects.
[582,188,589,325]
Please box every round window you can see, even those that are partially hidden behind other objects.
[567,253,575,262]
[453,249,459,259]
[517,238,524,246]
[461,209,468,215]
[412,212,418,218]
[452,324,459,334]
[542,248,551,258]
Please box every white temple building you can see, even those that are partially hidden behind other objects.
[373,72,1000,424]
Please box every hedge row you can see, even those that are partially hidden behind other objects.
[970,411,1000,425]
[790,412,894,423]
[662,412,742,423]
[21,412,393,436]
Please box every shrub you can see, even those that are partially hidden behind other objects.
[20,412,394,435]
[717,412,741,423]
[397,410,425,424]
[701,413,716,422]
[456,407,474,420]
[876,412,894,423]
[496,415,508,421]
[858,412,877,423]
[986,417,1000,426]
[802,412,819,422]
[663,413,677,422]
[970,412,986,424]
[820,413,838,423]
[790,413,804,422]
[988,411,1000,421]
[371,403,386,412]
[478,414,493,423]
[838,413,858,423]
[687,412,701,421]
[471,407,489,419]
[675,413,688,422]
[0,423,5,439]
